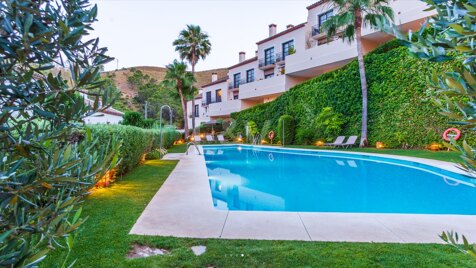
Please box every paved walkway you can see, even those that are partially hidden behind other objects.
[130,146,476,243]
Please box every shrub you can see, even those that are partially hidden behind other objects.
[88,125,179,174]
[122,111,144,127]
[246,121,259,143]
[295,128,315,145]
[278,115,295,145]
[314,107,345,142]
[230,40,475,148]
[224,120,238,140]
[0,1,120,266]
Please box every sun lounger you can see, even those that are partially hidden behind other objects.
[217,134,226,143]
[337,136,358,149]
[206,134,215,143]
[325,136,345,147]
[193,135,202,144]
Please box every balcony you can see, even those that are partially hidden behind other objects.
[311,25,324,39]
[238,75,286,100]
[275,53,285,65]
[208,99,242,117]
[228,81,243,90]
[201,98,222,106]
[285,38,357,77]
[258,58,275,70]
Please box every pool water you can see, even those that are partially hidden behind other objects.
[203,145,476,215]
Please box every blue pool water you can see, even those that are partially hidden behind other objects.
[203,145,476,215]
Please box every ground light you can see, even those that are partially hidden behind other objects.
[429,143,440,151]
[376,142,385,149]
[315,140,325,146]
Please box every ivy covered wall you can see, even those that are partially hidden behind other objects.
[230,41,474,148]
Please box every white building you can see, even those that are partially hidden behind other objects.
[81,93,125,124]
[188,0,434,126]
[84,108,124,125]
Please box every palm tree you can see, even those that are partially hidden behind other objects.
[322,0,394,147]
[173,25,212,133]
[162,60,196,136]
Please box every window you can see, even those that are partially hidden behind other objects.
[282,40,294,58]
[264,73,274,79]
[233,94,239,100]
[233,73,241,88]
[206,91,212,105]
[264,47,275,65]
[194,104,199,117]
[318,10,333,29]
[215,89,222,102]
[246,69,254,83]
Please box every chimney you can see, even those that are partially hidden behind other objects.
[269,24,277,37]
[286,24,294,29]
[239,51,246,63]
[211,72,217,82]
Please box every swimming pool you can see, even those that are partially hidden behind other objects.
[203,145,476,215]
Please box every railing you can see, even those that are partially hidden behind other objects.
[311,25,322,36]
[275,53,284,62]
[258,57,276,68]
[228,81,242,89]
[201,99,222,106]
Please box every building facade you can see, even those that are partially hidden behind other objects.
[188,0,434,128]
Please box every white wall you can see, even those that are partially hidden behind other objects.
[228,59,259,83]
[201,80,229,102]
[257,26,306,77]
[84,112,123,124]
[187,97,210,128]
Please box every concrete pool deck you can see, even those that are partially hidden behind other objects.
[130,145,476,243]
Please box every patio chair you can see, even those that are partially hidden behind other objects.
[206,134,215,143]
[337,136,358,149]
[217,134,226,143]
[193,135,202,144]
[325,136,345,147]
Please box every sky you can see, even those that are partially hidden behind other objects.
[89,0,316,72]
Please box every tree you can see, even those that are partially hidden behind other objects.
[161,60,195,136]
[173,25,212,133]
[393,0,476,259]
[321,0,394,147]
[0,0,119,266]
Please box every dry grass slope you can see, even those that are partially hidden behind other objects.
[103,66,227,111]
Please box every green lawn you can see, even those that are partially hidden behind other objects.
[43,149,474,267]
[166,143,187,153]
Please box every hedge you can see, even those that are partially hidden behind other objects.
[230,40,476,148]
[87,124,179,174]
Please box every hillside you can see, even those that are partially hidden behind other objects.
[103,66,228,111]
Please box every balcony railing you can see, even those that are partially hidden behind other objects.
[311,25,322,37]
[228,81,243,89]
[201,99,222,106]
[258,58,276,69]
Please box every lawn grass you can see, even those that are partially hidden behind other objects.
[43,149,474,267]
[166,143,187,153]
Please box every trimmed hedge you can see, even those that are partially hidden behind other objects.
[88,124,179,174]
[230,41,475,148]
[277,115,294,145]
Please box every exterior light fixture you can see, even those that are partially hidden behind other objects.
[376,142,384,149]
[429,143,440,151]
